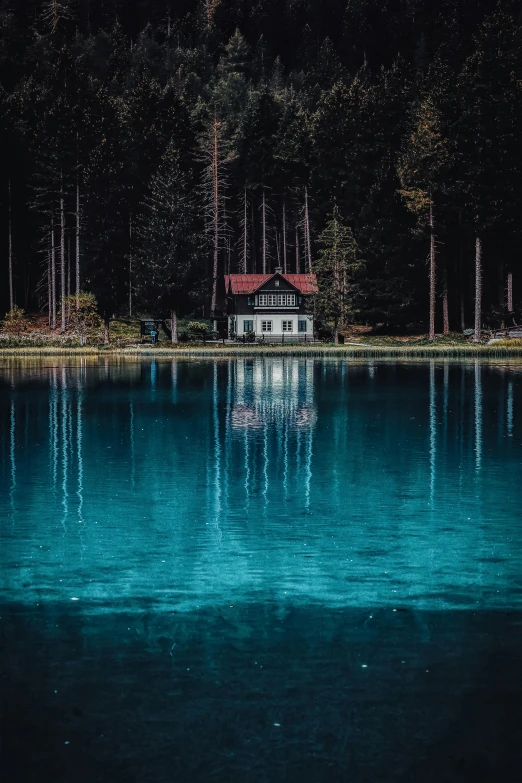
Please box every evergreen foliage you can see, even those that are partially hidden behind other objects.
[0,0,521,334]
[136,141,202,324]
[314,205,364,340]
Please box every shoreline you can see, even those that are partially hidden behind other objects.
[1,343,522,358]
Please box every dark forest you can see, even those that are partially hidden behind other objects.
[1,0,522,335]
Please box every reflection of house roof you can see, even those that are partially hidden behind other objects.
[224,273,318,295]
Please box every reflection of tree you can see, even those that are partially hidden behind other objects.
[507,380,514,437]
[9,400,16,523]
[61,367,69,530]
[429,360,436,506]
[3,357,522,611]
[475,360,482,473]
[77,390,83,525]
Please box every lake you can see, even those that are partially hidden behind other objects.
[1,357,522,782]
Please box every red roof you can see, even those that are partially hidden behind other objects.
[225,273,318,295]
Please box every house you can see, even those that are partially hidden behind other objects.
[223,268,318,339]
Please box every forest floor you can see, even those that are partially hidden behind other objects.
[1,316,522,356]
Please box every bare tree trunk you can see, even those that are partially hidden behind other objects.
[497,261,504,313]
[295,224,300,273]
[242,187,248,274]
[304,186,312,272]
[458,208,465,330]
[129,210,132,316]
[282,197,287,273]
[442,263,449,334]
[60,175,66,332]
[51,218,56,330]
[429,201,436,340]
[104,316,110,345]
[262,187,267,274]
[250,197,256,273]
[24,268,29,311]
[473,236,482,343]
[210,118,220,317]
[171,309,178,344]
[507,270,513,312]
[8,181,14,311]
[459,257,465,331]
[47,248,51,326]
[67,233,71,322]
[222,183,228,276]
[76,176,80,302]
[497,261,505,328]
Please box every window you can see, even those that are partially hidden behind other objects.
[259,293,278,306]
[243,320,253,333]
[298,320,307,332]
[258,293,295,306]
[275,280,280,287]
[261,321,273,332]
[282,321,293,332]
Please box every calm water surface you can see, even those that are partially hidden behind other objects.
[2,357,522,610]
[1,357,522,782]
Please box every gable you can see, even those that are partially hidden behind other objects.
[256,274,297,293]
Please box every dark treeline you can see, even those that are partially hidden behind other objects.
[1,0,522,336]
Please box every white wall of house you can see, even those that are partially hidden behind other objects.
[230,314,314,337]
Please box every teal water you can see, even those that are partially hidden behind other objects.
[2,357,522,782]
[1,357,521,610]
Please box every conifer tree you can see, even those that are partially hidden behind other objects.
[136,142,199,343]
[314,205,364,342]
[398,95,449,339]
[454,7,522,341]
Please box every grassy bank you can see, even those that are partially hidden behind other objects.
[1,341,522,358]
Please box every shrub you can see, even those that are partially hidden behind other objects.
[61,292,101,345]
[186,320,210,334]
[2,305,28,335]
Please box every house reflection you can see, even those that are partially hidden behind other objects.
[231,358,317,431]
[1,357,522,610]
